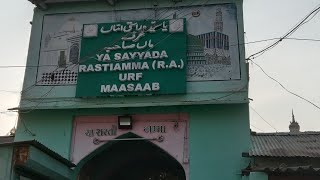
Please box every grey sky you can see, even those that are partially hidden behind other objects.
[0,0,319,135]
[244,0,320,132]
[0,1,33,135]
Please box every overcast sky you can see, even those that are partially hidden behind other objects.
[0,0,319,135]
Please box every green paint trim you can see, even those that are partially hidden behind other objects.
[14,104,250,179]
[20,0,248,110]
[17,92,249,110]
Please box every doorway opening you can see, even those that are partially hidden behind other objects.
[77,133,186,180]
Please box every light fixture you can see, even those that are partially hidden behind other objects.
[118,115,132,129]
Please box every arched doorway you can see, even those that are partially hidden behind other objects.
[76,133,186,180]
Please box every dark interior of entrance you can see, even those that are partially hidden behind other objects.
[78,133,186,180]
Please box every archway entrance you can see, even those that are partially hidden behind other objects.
[77,133,186,180]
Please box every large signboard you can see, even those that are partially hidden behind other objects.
[36,4,240,87]
[76,19,187,97]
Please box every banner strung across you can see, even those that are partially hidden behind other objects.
[76,19,187,97]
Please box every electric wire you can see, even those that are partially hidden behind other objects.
[250,60,320,110]
[0,90,20,93]
[12,1,212,111]
[19,116,36,136]
[19,86,55,114]
[250,106,278,132]
[1,36,319,69]
[0,111,16,114]
[19,1,209,95]
[0,1,244,135]
[1,2,319,136]
[0,0,207,72]
[250,124,264,132]
[7,2,320,115]
[19,86,56,108]
[246,4,320,60]
[17,83,248,110]
[11,86,56,136]
[0,1,282,111]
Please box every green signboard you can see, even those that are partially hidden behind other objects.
[76,19,187,97]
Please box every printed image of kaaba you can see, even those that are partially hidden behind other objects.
[187,8,234,81]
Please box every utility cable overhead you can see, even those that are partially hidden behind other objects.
[250,106,278,132]
[247,4,320,60]
[0,111,17,114]
[18,83,248,110]
[5,2,319,113]
[8,8,209,113]
[5,2,208,108]
[19,94,54,114]
[0,90,20,93]
[250,124,264,132]
[251,60,320,110]
[0,37,319,69]
[20,1,211,95]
